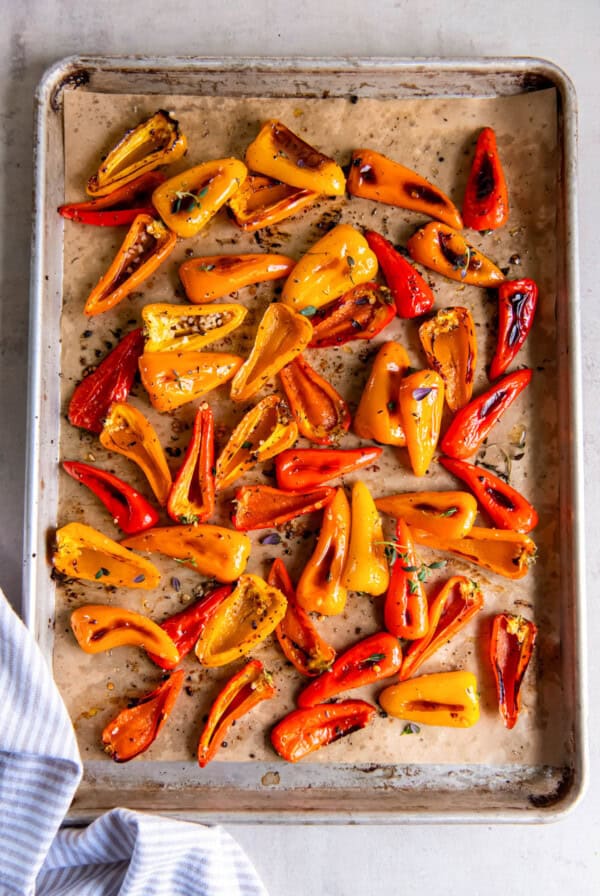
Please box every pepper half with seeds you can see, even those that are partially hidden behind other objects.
[54,522,161,589]
[142,302,247,353]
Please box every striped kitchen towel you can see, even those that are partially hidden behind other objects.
[0,590,268,896]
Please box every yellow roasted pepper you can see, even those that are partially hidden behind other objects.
[142,303,247,353]
[408,525,537,580]
[228,174,319,231]
[375,491,477,540]
[397,370,445,477]
[53,522,160,589]
[139,351,243,413]
[343,481,389,595]
[379,670,480,727]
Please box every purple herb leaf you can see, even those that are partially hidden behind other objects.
[260,533,281,546]
[412,387,433,401]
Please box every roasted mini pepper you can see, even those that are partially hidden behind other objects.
[195,573,288,667]
[375,491,477,540]
[71,604,178,665]
[197,660,276,767]
[347,149,463,229]
[408,525,537,579]
[230,303,313,402]
[364,230,435,319]
[68,328,144,433]
[102,670,185,762]
[271,701,376,763]
[297,632,402,709]
[397,370,445,476]
[343,481,389,596]
[418,307,477,411]
[462,127,509,231]
[440,368,532,460]
[268,558,336,677]
[53,522,160,589]
[179,253,295,303]
[307,282,395,348]
[279,354,351,444]
[407,222,505,288]
[383,518,428,640]
[147,585,232,670]
[83,215,177,316]
[99,402,172,505]
[400,577,484,680]
[86,110,187,197]
[228,174,318,231]
[122,524,251,582]
[379,670,480,727]
[274,446,382,491]
[62,461,159,535]
[490,613,537,729]
[281,224,378,312]
[232,484,334,531]
[296,488,350,616]
[167,404,215,525]
[353,342,409,446]
[59,172,166,226]
[142,302,248,353]
[245,120,346,195]
[214,395,298,491]
[139,351,242,413]
[489,279,538,381]
[152,158,248,238]
[439,456,538,533]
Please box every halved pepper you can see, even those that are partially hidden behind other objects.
[408,525,537,580]
[147,584,232,670]
[230,303,313,402]
[245,120,346,195]
[83,215,177,316]
[121,524,251,582]
[59,172,166,226]
[71,604,178,664]
[308,282,395,349]
[195,573,288,667]
[232,484,334,531]
[102,670,185,762]
[271,701,376,762]
[347,149,463,229]
[439,456,538,533]
[215,395,298,491]
[383,518,428,640]
[68,328,144,434]
[142,302,248,353]
[268,558,336,677]
[490,613,537,729]
[353,341,410,446]
[152,158,248,238]
[86,110,187,197]
[462,127,509,231]
[139,351,243,413]
[296,487,350,616]
[397,370,445,476]
[99,402,172,505]
[440,369,532,460]
[343,481,389,596]
[379,670,480,727]
[198,660,276,767]
[275,446,382,491]
[489,279,538,381]
[62,461,159,535]
[401,577,484,680]
[279,354,351,445]
[167,404,215,525]
[179,253,295,303]
[375,491,477,540]
[418,307,477,412]
[281,224,378,312]
[364,230,435,318]
[54,522,160,589]
[297,632,402,708]
[407,222,505,287]
[228,174,318,231]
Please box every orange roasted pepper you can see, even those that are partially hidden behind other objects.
[347,148,463,229]
[142,302,247,352]
[383,518,429,640]
[152,158,247,238]
[407,222,505,287]
[296,487,350,616]
[418,307,477,412]
[353,341,409,446]
[232,484,334,531]
[279,354,350,445]
[375,491,477,540]
[179,253,295,303]
[343,481,389,596]
[71,604,179,665]
[245,120,346,195]
[53,522,160,589]
[490,613,537,729]
[228,174,318,231]
[83,215,176,316]
[271,701,376,763]
[230,304,313,402]
[139,351,243,413]
[99,402,172,505]
[167,404,215,525]
[408,525,537,580]
[397,370,445,476]
[379,670,480,727]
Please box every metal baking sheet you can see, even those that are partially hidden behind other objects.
[24,56,586,822]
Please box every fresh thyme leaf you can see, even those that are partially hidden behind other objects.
[401,723,420,735]
[427,560,447,570]
[440,507,458,517]
[300,305,317,317]
[408,579,419,594]
[199,263,215,272]
[242,441,253,450]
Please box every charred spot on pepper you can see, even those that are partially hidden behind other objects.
[403,182,447,206]
[474,152,496,201]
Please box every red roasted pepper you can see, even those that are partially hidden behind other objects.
[274,446,382,491]
[462,127,509,231]
[383,519,429,640]
[490,613,537,729]
[62,461,159,535]
[279,355,351,445]
[440,369,532,460]
[232,484,334,531]
[271,701,376,762]
[58,172,166,226]
[147,584,233,670]
[308,283,395,348]
[365,230,434,318]
[67,328,144,433]
[489,279,538,381]
[167,404,215,525]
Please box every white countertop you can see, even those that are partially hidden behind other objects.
[1,1,598,892]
